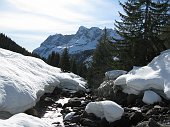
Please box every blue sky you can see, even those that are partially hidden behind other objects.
[0,0,125,51]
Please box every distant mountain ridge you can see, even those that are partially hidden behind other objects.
[33,26,120,62]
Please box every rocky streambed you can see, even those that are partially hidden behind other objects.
[25,85,170,127]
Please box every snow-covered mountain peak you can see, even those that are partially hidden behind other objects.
[75,26,89,37]
[33,26,120,59]
[78,26,88,31]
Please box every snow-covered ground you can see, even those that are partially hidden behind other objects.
[0,48,87,115]
[0,113,52,127]
[85,100,124,122]
[114,49,170,100]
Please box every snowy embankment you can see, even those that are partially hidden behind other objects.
[0,113,51,127]
[0,48,87,115]
[114,49,170,100]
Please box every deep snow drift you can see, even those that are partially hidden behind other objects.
[0,48,87,115]
[0,113,52,127]
[114,49,170,99]
[85,101,124,122]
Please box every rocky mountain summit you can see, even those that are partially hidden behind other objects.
[33,26,120,62]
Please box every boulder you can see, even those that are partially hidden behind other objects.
[97,81,128,105]
[63,97,82,107]
[64,112,76,121]
[81,118,98,127]
[148,118,161,127]
[85,101,124,122]
[97,80,114,98]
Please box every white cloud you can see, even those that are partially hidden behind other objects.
[0,0,123,51]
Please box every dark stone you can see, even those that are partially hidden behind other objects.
[44,97,55,105]
[73,91,86,98]
[134,93,144,107]
[61,90,71,97]
[81,118,98,127]
[70,115,81,123]
[130,111,144,125]
[127,94,137,105]
[61,107,72,114]
[146,109,155,116]
[57,103,62,108]
[91,95,98,101]
[85,95,93,100]
[82,111,88,118]
[136,121,149,127]
[64,121,70,125]
[52,87,62,95]
[69,123,78,127]
[73,107,79,112]
[63,98,82,108]
[75,110,84,115]
[160,107,169,114]
[25,108,38,117]
[99,118,109,127]
[110,115,131,127]
[148,118,161,127]
[85,113,100,120]
[112,85,128,106]
[52,122,60,125]
[141,106,150,114]
[97,80,114,99]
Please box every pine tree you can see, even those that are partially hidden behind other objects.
[92,28,114,69]
[47,51,60,67]
[77,62,87,78]
[59,48,70,72]
[160,24,170,48]
[88,28,115,87]
[115,0,169,67]
[70,58,78,74]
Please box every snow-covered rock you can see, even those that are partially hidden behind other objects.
[114,49,170,99]
[0,113,52,127]
[33,26,120,59]
[85,101,124,122]
[64,112,76,121]
[142,91,162,104]
[105,70,127,80]
[0,48,87,114]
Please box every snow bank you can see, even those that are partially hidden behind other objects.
[142,90,162,104]
[85,101,124,122]
[105,70,127,80]
[0,113,52,127]
[0,48,87,114]
[114,49,170,99]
